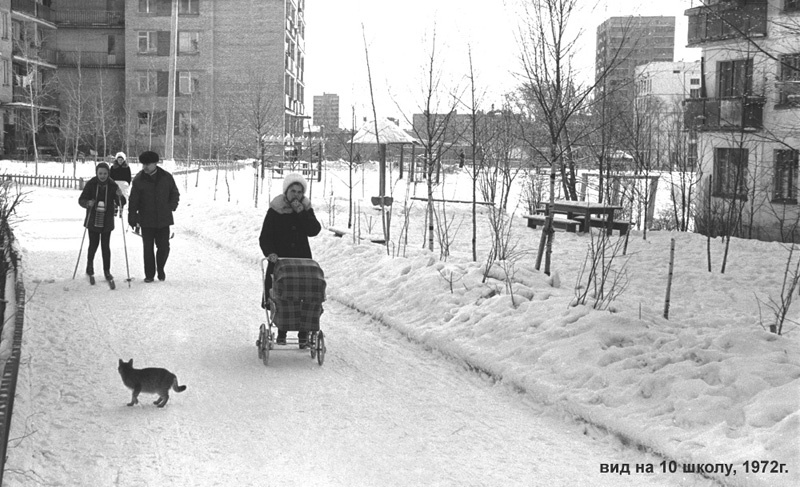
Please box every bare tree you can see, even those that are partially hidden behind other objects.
[402,27,462,254]
[517,0,622,275]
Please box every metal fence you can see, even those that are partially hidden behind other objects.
[1,173,84,189]
[0,217,24,484]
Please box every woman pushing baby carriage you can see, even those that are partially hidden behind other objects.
[259,173,322,347]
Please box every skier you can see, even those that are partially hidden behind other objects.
[78,162,126,288]
[110,152,132,200]
[259,173,321,348]
[128,151,180,283]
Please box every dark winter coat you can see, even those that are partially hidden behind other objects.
[259,195,321,260]
[79,177,125,233]
[128,166,180,229]
[110,162,131,184]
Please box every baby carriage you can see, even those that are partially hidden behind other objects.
[256,257,327,366]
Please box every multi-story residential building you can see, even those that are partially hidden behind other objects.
[312,92,339,132]
[634,61,701,170]
[1,0,307,160]
[2,0,59,157]
[596,16,676,115]
[684,0,800,242]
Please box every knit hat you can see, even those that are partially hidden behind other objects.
[96,162,110,174]
[115,152,126,162]
[282,173,308,194]
[138,150,159,164]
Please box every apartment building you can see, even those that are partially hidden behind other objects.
[0,0,306,160]
[684,0,800,242]
[596,16,676,113]
[312,92,339,132]
[1,0,59,157]
[634,61,701,170]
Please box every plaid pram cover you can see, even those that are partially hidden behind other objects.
[271,258,326,331]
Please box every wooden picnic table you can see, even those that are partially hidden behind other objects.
[539,200,625,234]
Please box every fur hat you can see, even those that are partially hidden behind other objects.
[114,152,126,162]
[138,151,160,164]
[282,173,308,194]
[95,162,110,174]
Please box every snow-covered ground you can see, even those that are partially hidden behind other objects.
[1,159,798,486]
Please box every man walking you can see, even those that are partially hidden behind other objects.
[128,151,180,283]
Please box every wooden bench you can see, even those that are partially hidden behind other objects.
[522,214,580,233]
[572,216,631,236]
[328,227,387,244]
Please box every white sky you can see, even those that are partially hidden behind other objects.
[303,0,700,129]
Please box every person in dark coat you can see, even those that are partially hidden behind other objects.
[128,151,180,283]
[110,151,132,200]
[259,173,321,346]
[78,162,126,281]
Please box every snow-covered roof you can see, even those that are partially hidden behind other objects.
[351,118,418,145]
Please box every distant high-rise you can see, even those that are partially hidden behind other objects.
[596,16,676,105]
[312,93,339,131]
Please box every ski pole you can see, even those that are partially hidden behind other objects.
[72,227,87,279]
[72,207,92,279]
[119,205,131,287]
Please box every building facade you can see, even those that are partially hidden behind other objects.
[312,92,338,132]
[684,0,800,242]
[634,61,701,170]
[0,0,306,160]
[596,16,676,111]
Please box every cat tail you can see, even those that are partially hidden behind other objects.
[172,377,187,393]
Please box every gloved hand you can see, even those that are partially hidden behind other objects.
[267,253,278,263]
[128,214,137,228]
[290,199,304,213]
[86,200,95,207]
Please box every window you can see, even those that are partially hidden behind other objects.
[690,78,700,85]
[137,71,156,93]
[690,88,701,99]
[138,31,157,54]
[139,111,166,135]
[778,53,800,107]
[139,0,155,13]
[786,0,800,13]
[718,59,753,97]
[178,71,199,95]
[2,59,8,86]
[179,0,199,14]
[774,150,798,203]
[1,13,8,40]
[137,112,150,131]
[178,32,199,54]
[714,148,749,199]
[176,112,199,136]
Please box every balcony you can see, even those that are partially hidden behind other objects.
[686,1,767,47]
[50,10,124,28]
[56,50,124,68]
[684,96,765,131]
[12,85,56,108]
[11,0,52,22]
[12,45,56,65]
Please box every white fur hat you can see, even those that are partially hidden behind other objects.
[115,152,126,161]
[282,173,308,194]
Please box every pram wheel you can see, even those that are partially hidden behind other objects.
[257,323,270,366]
[315,331,326,366]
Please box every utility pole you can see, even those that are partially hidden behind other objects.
[164,0,178,159]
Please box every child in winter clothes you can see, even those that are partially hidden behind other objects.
[110,152,132,200]
[259,173,322,347]
[78,162,126,281]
